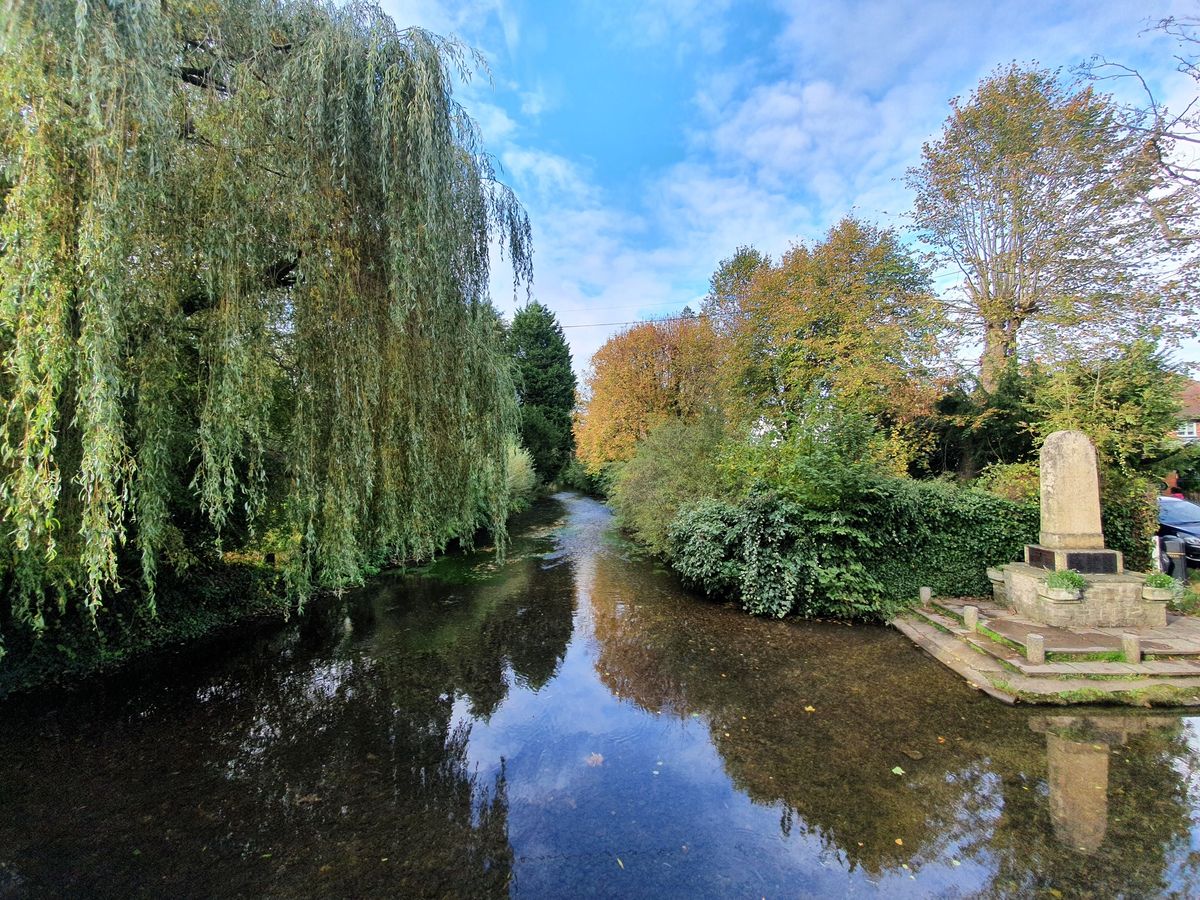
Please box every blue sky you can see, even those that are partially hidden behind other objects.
[383,0,1199,373]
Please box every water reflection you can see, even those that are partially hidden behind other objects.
[2,494,1200,898]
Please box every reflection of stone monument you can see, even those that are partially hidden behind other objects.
[1000,430,1165,628]
[1030,716,1177,855]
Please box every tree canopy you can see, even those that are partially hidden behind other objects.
[506,301,575,482]
[726,217,945,453]
[0,0,531,648]
[574,315,724,473]
[907,64,1199,392]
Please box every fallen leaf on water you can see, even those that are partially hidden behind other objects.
[937,737,945,744]
[804,705,816,713]
[891,766,906,776]
[895,838,904,846]
[901,749,923,760]
[586,753,604,767]
[616,857,625,870]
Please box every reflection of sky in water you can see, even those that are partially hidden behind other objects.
[6,493,1200,897]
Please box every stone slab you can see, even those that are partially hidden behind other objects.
[1039,430,1105,550]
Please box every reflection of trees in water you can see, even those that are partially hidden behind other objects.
[587,552,1200,894]
[0,528,578,898]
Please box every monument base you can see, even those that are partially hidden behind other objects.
[1001,563,1166,629]
[1024,545,1123,575]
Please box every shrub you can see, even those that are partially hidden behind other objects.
[609,415,728,555]
[506,445,538,514]
[668,479,1037,621]
[1045,569,1087,591]
[1144,572,1176,589]
[560,457,613,498]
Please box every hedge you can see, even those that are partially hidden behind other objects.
[667,479,1038,621]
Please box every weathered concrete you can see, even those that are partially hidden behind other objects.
[1027,632,1045,664]
[1003,563,1165,629]
[891,609,1200,706]
[963,604,979,632]
[1122,633,1141,664]
[1039,430,1104,550]
[987,567,1007,605]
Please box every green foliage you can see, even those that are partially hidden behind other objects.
[1029,342,1186,472]
[1044,569,1087,591]
[609,415,728,555]
[1145,572,1176,589]
[505,444,537,515]
[668,479,1037,621]
[0,0,531,653]
[977,461,1157,572]
[507,301,576,481]
[976,461,1040,502]
[720,394,889,507]
[1098,469,1158,572]
[559,458,611,498]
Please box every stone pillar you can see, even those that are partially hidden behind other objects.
[963,605,979,632]
[1027,633,1046,665]
[919,586,932,605]
[1122,633,1141,664]
[1039,430,1104,550]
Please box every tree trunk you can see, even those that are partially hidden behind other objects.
[979,321,1016,394]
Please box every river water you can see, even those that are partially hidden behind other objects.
[3,492,1200,898]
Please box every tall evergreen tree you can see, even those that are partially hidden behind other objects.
[507,303,576,481]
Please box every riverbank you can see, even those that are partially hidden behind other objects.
[0,562,289,701]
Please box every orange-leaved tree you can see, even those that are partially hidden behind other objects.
[574,314,724,472]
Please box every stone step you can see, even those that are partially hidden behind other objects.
[905,607,1200,678]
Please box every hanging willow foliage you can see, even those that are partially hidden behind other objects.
[0,0,531,649]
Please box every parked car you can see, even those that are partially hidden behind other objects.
[1158,496,1200,572]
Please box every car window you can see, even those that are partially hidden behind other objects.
[1159,498,1200,525]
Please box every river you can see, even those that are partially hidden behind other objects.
[2,492,1200,898]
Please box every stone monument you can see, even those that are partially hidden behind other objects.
[999,430,1166,628]
[1024,430,1122,575]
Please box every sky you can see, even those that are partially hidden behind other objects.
[382,0,1200,376]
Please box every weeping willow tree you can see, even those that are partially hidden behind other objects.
[0,0,531,653]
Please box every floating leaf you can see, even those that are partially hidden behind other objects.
[616,857,625,870]
[891,766,906,776]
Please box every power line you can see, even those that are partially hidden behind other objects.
[560,314,707,329]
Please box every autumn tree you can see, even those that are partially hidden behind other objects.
[907,64,1199,393]
[574,315,724,472]
[700,245,769,337]
[0,0,530,649]
[726,217,945,468]
[507,302,576,482]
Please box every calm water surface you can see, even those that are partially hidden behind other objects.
[4,493,1200,898]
